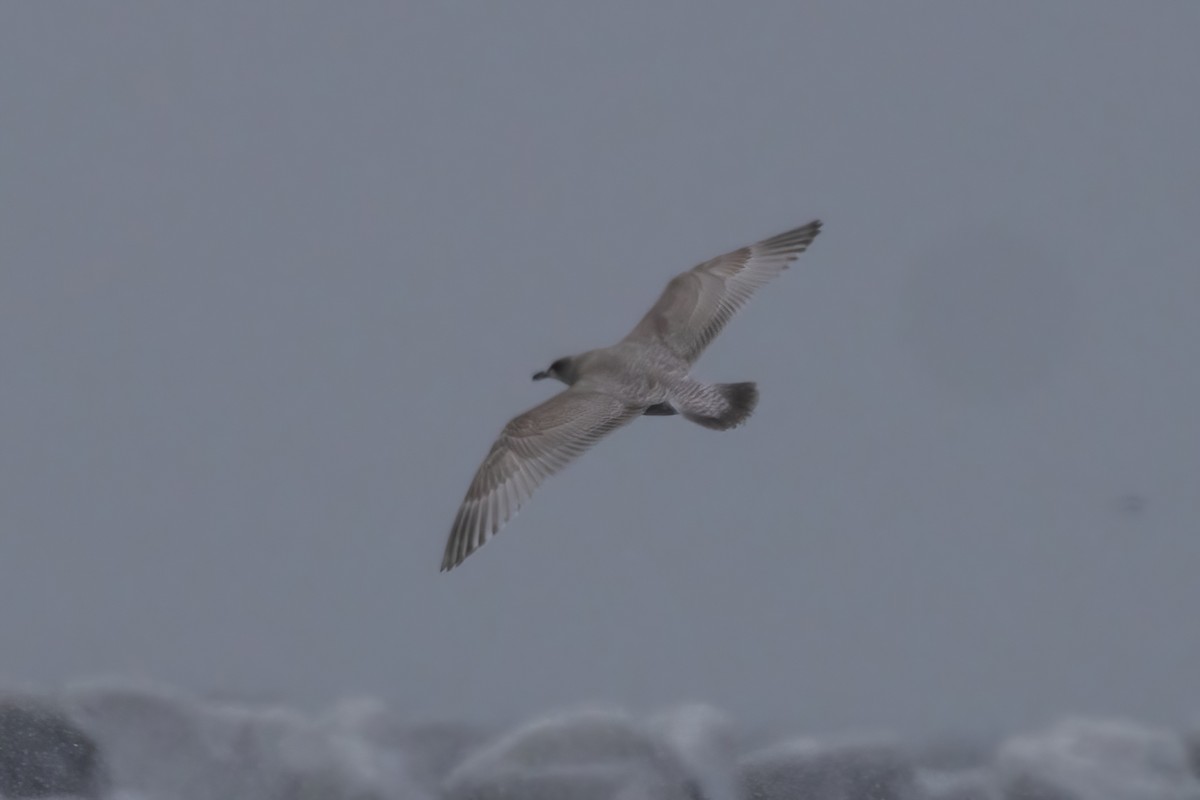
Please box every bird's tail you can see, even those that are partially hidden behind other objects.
[680,382,758,431]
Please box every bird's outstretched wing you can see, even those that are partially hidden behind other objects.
[623,220,822,364]
[442,388,640,571]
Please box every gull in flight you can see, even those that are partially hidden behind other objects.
[442,219,823,571]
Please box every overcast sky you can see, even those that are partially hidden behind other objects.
[2,3,1198,737]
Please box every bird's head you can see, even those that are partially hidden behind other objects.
[532,356,577,385]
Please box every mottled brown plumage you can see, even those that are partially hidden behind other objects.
[442,219,822,571]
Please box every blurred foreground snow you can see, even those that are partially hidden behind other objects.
[1,682,1198,800]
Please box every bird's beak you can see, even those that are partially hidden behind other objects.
[532,370,549,381]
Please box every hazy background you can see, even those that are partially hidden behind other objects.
[2,3,1197,738]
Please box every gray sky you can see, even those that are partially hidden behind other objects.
[2,3,1198,736]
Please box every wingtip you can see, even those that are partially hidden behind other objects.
[440,549,465,572]
[755,219,824,256]
[441,544,467,573]
[440,524,481,573]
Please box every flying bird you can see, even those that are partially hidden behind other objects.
[441,219,823,571]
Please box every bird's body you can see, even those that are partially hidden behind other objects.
[441,219,823,571]
[562,341,683,404]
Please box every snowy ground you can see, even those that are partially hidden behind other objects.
[2,682,1198,800]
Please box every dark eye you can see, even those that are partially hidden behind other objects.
[551,359,567,372]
